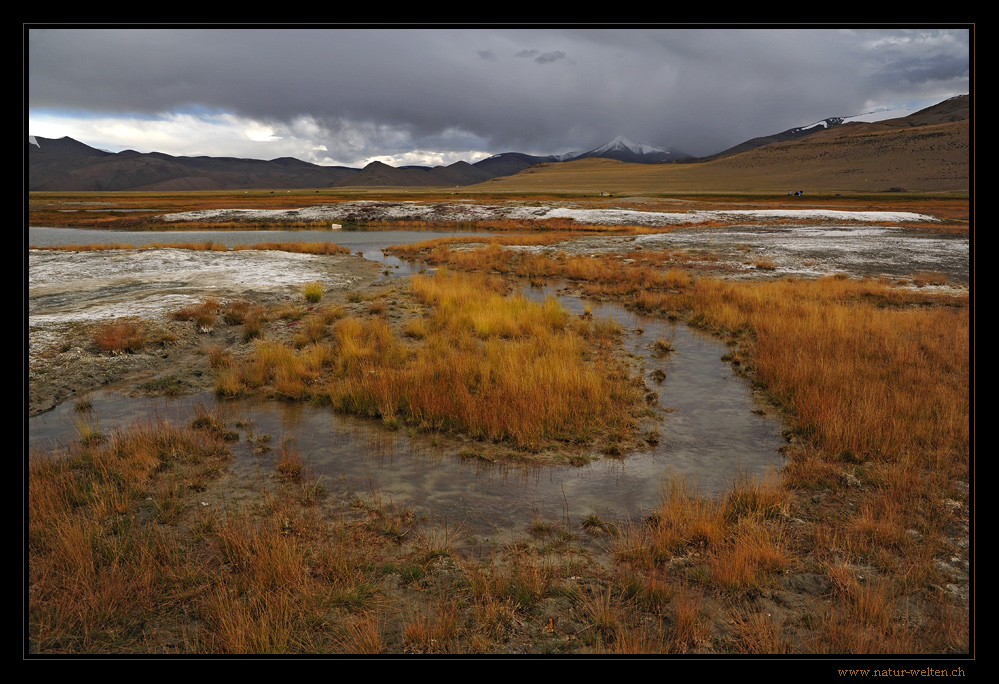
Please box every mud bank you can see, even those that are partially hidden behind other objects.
[28,249,382,416]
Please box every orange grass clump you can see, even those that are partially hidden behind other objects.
[93,318,147,354]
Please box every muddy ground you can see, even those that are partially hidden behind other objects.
[28,250,384,417]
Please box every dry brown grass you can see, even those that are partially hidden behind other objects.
[92,318,146,354]
[27,408,404,655]
[232,241,350,255]
[392,242,698,297]
[172,298,222,331]
[28,417,229,652]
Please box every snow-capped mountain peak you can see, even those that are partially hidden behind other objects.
[591,135,664,156]
[573,136,692,163]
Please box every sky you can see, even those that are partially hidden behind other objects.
[26,27,971,167]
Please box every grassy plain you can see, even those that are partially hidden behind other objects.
[27,189,970,656]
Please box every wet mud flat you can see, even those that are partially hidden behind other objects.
[28,248,383,417]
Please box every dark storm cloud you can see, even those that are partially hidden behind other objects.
[533,51,567,64]
[514,48,567,64]
[27,27,970,163]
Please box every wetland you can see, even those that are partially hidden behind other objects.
[26,194,971,655]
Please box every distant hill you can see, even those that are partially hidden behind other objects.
[27,136,360,192]
[328,160,495,188]
[27,135,688,191]
[28,95,968,192]
[691,95,970,164]
[691,117,847,163]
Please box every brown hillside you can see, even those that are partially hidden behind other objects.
[472,119,969,195]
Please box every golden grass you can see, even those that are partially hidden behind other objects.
[673,277,969,462]
[28,418,228,652]
[219,269,643,451]
[389,241,697,296]
[27,410,398,654]
[232,241,350,255]
[241,305,267,342]
[421,243,969,468]
[302,281,324,303]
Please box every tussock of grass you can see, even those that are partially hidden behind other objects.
[93,318,146,354]
[223,300,251,325]
[172,298,222,330]
[293,314,329,349]
[241,306,267,342]
[302,281,324,303]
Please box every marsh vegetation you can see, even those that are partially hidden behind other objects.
[27,191,970,655]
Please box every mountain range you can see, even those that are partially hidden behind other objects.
[27,95,968,192]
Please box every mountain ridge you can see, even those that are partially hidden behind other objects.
[28,95,968,192]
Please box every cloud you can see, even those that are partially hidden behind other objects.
[514,48,567,64]
[27,27,970,163]
[534,51,567,64]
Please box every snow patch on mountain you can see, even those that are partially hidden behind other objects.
[590,136,668,156]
